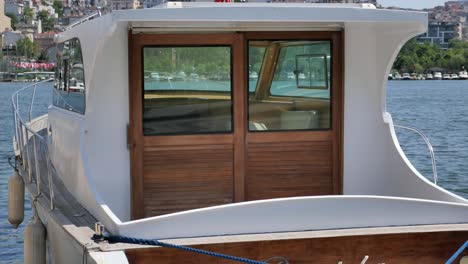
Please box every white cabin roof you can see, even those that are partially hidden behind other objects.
[112,3,427,26]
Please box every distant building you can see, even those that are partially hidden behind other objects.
[110,0,140,9]
[1,30,24,50]
[5,0,23,16]
[306,0,377,3]
[34,31,55,53]
[0,0,12,31]
[143,0,164,8]
[418,20,464,49]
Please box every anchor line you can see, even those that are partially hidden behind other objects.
[93,233,289,264]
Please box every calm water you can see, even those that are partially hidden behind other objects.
[0,80,467,262]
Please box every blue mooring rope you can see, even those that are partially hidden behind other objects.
[94,233,268,264]
[446,240,468,264]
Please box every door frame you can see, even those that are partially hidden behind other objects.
[244,31,344,196]
[128,31,343,220]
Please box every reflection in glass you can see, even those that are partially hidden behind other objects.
[53,38,86,114]
[248,41,332,131]
[248,44,266,93]
[143,46,232,136]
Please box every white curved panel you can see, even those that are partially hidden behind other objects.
[119,196,468,240]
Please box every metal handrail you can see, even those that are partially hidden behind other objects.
[12,79,55,210]
[394,124,438,185]
[65,10,102,30]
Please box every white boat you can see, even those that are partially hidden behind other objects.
[443,73,452,80]
[459,70,468,80]
[401,73,412,80]
[451,73,459,80]
[9,3,468,263]
[249,71,258,79]
[426,73,434,80]
[434,72,443,80]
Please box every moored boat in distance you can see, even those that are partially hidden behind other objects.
[426,73,434,80]
[434,72,443,80]
[451,73,459,80]
[443,73,452,80]
[459,70,468,80]
[401,73,412,80]
[8,3,468,264]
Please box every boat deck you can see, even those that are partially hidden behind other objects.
[20,128,96,228]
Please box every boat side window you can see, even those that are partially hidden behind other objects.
[248,40,332,131]
[142,46,233,136]
[53,38,86,115]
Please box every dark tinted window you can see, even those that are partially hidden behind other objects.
[53,38,86,114]
[143,46,232,136]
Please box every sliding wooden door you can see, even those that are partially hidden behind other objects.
[129,31,343,220]
[244,32,343,200]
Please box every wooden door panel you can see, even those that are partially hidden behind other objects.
[129,33,238,219]
[142,144,234,217]
[246,141,333,200]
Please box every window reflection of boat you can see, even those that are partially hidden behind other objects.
[150,72,160,80]
[249,71,258,80]
[173,71,186,81]
[69,79,85,92]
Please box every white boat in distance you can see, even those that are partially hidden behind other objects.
[434,71,443,80]
[401,73,412,80]
[8,3,468,264]
[459,70,468,80]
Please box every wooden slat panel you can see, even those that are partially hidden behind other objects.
[246,141,332,200]
[143,145,234,217]
[125,230,468,264]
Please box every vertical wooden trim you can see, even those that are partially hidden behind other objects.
[339,30,345,194]
[233,33,247,202]
[331,30,344,195]
[129,30,145,219]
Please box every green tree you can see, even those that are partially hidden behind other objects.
[37,10,55,32]
[53,0,64,17]
[23,7,34,22]
[16,38,40,59]
[5,13,18,30]
[393,37,468,72]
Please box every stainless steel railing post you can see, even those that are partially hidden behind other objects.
[12,79,54,205]
[45,149,54,210]
[25,129,32,183]
[29,83,37,122]
[394,124,438,185]
[32,134,41,195]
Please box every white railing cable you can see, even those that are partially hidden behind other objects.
[394,124,438,185]
[11,79,55,209]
